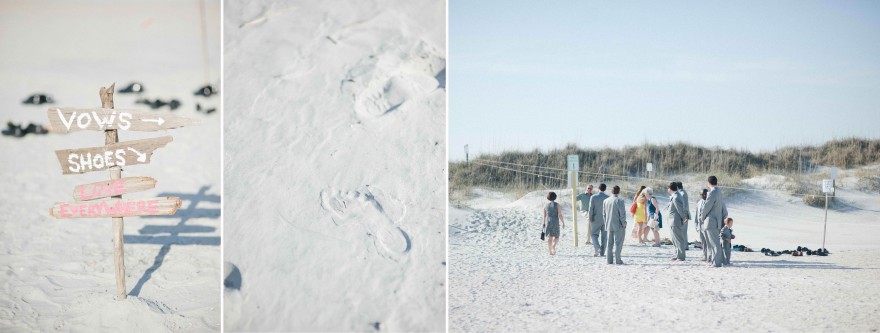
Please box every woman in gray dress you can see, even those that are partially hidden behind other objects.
[543,192,565,255]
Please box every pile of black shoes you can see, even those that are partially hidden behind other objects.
[136,98,181,110]
[22,94,54,105]
[762,246,830,257]
[732,244,752,252]
[119,82,145,94]
[194,84,218,115]
[2,121,48,137]
[196,103,216,114]
[797,246,829,256]
[194,84,217,97]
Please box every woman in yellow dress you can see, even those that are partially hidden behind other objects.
[635,191,649,244]
[632,186,647,243]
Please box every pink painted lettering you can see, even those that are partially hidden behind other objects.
[146,200,159,214]
[59,203,72,218]
[124,201,135,215]
[111,180,124,195]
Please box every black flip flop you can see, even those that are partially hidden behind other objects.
[22,94,54,105]
[194,84,217,97]
[119,82,145,94]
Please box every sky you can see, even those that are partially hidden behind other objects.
[449,0,880,161]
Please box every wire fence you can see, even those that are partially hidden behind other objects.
[469,158,877,200]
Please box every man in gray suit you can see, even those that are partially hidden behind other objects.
[588,183,609,257]
[677,182,691,250]
[603,185,627,265]
[677,182,692,221]
[695,189,709,262]
[667,182,688,261]
[701,193,729,263]
[700,175,725,268]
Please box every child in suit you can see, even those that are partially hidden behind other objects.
[720,217,735,265]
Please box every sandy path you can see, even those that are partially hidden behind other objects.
[449,189,880,332]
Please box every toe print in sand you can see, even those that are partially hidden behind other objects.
[342,40,445,120]
[320,186,411,260]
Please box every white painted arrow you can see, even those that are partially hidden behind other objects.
[142,118,165,126]
[127,147,147,162]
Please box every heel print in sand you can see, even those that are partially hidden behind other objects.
[320,186,410,259]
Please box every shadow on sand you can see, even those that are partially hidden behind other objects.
[127,185,220,297]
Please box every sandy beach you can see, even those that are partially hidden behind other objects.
[450,179,880,332]
[222,0,446,331]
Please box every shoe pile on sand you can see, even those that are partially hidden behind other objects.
[761,246,830,257]
[2,121,48,138]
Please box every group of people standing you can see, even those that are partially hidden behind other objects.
[542,176,735,267]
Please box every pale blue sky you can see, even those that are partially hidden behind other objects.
[449,1,880,161]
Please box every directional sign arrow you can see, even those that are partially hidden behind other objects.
[47,108,199,133]
[127,147,147,162]
[142,118,165,126]
[54,136,173,175]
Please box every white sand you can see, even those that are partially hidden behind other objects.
[0,1,221,331]
[450,184,880,332]
[222,0,445,331]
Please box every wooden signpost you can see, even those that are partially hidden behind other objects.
[47,83,197,300]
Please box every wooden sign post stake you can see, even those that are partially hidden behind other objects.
[100,84,127,301]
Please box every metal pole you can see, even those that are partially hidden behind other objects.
[571,171,578,248]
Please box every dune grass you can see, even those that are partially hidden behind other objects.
[450,138,880,207]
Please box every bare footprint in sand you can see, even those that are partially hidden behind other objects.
[343,40,445,120]
[319,186,410,258]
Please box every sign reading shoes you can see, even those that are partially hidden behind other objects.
[55,136,173,174]
[47,83,201,301]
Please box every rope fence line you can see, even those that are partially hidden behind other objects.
[471,159,877,199]
[478,159,667,182]
[471,160,565,181]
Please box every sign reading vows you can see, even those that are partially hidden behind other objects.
[48,107,200,133]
